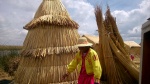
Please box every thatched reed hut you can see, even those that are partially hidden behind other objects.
[14,0,80,83]
[124,41,141,57]
[124,41,141,67]
[83,35,141,59]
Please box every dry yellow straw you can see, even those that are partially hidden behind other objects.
[95,6,120,84]
[95,6,139,84]
[14,0,79,83]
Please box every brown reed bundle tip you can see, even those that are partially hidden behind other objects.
[105,6,124,48]
[95,5,139,84]
[94,6,107,81]
[105,6,139,81]
[95,6,121,84]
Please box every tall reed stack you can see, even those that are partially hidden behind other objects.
[14,0,79,83]
[95,6,139,84]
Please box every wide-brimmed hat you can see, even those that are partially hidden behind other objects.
[76,37,93,47]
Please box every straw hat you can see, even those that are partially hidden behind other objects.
[76,37,93,47]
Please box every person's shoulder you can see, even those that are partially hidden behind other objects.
[90,48,96,52]
[75,51,80,56]
[89,48,97,54]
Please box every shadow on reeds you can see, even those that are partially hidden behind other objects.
[0,79,12,84]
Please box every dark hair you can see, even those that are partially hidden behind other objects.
[78,46,93,49]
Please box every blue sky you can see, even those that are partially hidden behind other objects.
[0,0,150,45]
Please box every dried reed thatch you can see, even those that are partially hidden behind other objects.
[95,6,139,84]
[14,0,79,83]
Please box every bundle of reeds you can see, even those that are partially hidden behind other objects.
[95,6,139,84]
[14,0,79,84]
[95,6,121,84]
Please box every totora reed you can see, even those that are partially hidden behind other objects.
[14,0,80,84]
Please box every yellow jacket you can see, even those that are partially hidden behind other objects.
[67,48,102,80]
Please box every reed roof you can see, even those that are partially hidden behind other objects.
[124,41,141,48]
[15,0,79,83]
[82,34,99,44]
[21,0,80,57]
[24,0,78,30]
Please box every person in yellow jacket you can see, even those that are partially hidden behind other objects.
[62,37,102,84]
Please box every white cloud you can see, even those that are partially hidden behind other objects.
[128,26,141,34]
[3,0,38,12]
[111,0,150,43]
[0,0,149,45]
[63,0,97,35]
[0,15,5,22]
[0,28,27,45]
[0,0,35,45]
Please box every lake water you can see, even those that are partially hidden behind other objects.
[0,50,20,56]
